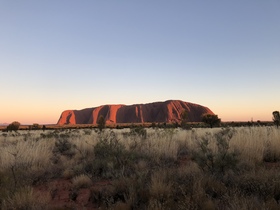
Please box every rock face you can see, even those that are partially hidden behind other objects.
[57,100,214,125]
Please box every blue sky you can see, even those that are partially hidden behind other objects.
[1,1,279,124]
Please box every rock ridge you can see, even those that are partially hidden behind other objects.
[57,100,214,125]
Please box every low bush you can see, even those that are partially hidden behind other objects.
[53,138,75,158]
[192,128,240,177]
[129,126,147,139]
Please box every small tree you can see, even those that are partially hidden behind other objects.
[273,111,280,128]
[202,114,221,128]
[7,121,21,132]
[97,115,106,131]
[32,123,40,130]
[192,128,239,177]
[180,110,188,129]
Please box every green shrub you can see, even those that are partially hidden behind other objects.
[130,126,147,139]
[90,131,128,178]
[202,114,221,128]
[53,138,75,158]
[192,128,239,177]
[6,121,20,132]
[273,111,280,128]
[97,115,106,131]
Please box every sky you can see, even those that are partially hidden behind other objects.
[1,1,280,124]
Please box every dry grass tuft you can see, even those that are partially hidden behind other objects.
[72,174,92,189]
[149,170,173,207]
[1,186,50,210]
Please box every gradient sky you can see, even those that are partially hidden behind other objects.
[1,1,280,124]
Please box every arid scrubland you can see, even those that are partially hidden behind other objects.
[0,126,280,209]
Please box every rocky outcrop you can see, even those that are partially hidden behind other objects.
[57,100,214,125]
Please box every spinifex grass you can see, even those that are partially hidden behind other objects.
[0,126,279,209]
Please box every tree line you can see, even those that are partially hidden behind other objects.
[2,111,280,132]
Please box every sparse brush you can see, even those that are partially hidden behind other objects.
[62,168,75,179]
[89,184,116,208]
[1,126,280,209]
[1,186,50,210]
[191,128,240,177]
[53,138,76,158]
[149,170,173,206]
[226,194,267,210]
[235,168,280,201]
[202,176,227,199]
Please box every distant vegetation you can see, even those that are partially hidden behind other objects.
[180,110,188,129]
[6,121,20,132]
[1,117,276,133]
[202,114,221,128]
[1,111,278,132]
[273,111,280,128]
[97,115,106,131]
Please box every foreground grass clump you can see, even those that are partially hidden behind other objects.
[0,126,280,209]
[1,186,49,210]
[192,128,240,177]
